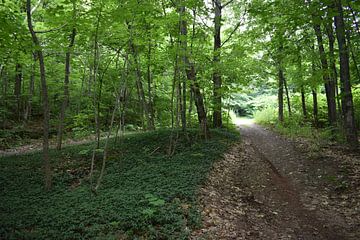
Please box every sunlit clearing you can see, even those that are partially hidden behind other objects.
[230,111,255,126]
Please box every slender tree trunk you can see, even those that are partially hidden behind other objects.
[93,10,101,148]
[14,63,22,120]
[176,81,181,128]
[213,0,222,128]
[77,63,87,114]
[24,53,36,121]
[312,17,337,126]
[94,97,118,191]
[181,72,187,131]
[188,89,193,116]
[179,5,209,137]
[278,66,284,122]
[346,30,360,81]
[57,27,77,150]
[26,0,52,190]
[325,20,342,117]
[301,87,307,119]
[297,51,307,119]
[178,7,187,132]
[1,65,7,128]
[171,53,178,129]
[283,77,292,116]
[131,43,151,130]
[334,0,358,148]
[186,63,209,138]
[146,41,155,130]
[312,88,319,127]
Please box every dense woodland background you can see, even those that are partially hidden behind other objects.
[1,0,360,186]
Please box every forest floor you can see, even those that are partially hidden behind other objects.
[0,132,132,157]
[191,121,360,240]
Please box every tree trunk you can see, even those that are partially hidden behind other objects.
[212,0,222,128]
[312,18,337,126]
[93,10,101,148]
[171,52,178,129]
[186,63,209,138]
[94,97,119,191]
[325,20,342,116]
[301,87,307,119]
[146,41,155,130]
[179,6,187,132]
[57,27,77,150]
[130,42,151,130]
[179,5,209,138]
[334,0,358,148]
[283,77,292,116]
[312,88,319,127]
[26,0,52,190]
[24,53,36,121]
[278,66,284,122]
[14,63,22,120]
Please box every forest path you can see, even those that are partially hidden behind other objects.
[191,122,359,239]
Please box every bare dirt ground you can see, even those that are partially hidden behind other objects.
[191,122,360,240]
[0,136,96,157]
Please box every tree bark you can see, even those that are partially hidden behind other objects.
[312,88,319,127]
[130,42,151,130]
[212,0,222,128]
[14,63,22,120]
[24,53,36,121]
[325,20,342,116]
[278,66,284,122]
[179,5,209,137]
[57,27,77,150]
[301,87,307,119]
[179,6,187,132]
[93,9,101,148]
[284,77,292,116]
[26,0,52,190]
[146,40,155,130]
[312,16,337,126]
[334,0,358,148]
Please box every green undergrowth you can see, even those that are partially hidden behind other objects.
[254,107,343,148]
[0,128,239,240]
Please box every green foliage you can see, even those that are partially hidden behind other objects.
[0,129,238,239]
[352,86,360,129]
[253,106,277,125]
[254,104,342,148]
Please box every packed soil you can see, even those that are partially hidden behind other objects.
[191,122,360,240]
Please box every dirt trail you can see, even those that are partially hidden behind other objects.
[192,122,360,239]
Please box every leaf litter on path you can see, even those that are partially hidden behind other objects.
[191,124,360,240]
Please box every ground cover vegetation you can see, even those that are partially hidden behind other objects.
[0,129,238,239]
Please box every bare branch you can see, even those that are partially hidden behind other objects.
[222,0,235,9]
[221,22,242,47]
[31,0,43,15]
[221,8,247,47]
[198,15,212,30]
